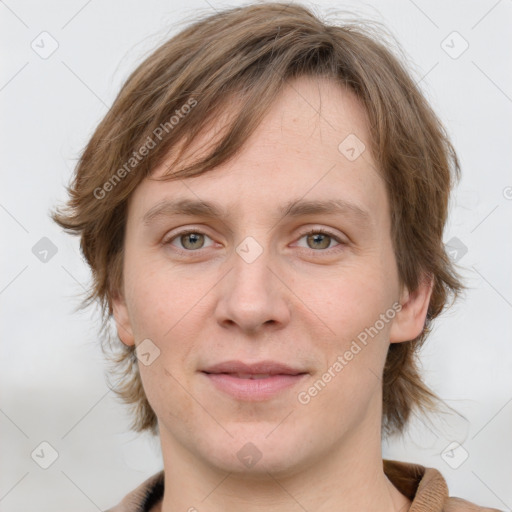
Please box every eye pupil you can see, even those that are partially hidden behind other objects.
[182,233,204,250]
[307,233,330,250]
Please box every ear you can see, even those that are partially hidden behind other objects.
[111,291,135,347]
[389,274,434,344]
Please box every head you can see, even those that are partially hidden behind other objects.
[52,2,463,470]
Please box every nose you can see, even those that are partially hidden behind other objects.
[215,243,291,334]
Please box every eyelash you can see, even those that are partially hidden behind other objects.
[162,228,346,255]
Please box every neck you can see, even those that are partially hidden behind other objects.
[157,416,410,512]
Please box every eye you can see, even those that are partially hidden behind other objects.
[163,228,346,254]
[295,229,345,251]
[165,230,215,251]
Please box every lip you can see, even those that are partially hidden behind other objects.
[202,360,305,375]
[201,360,308,401]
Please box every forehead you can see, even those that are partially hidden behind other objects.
[155,76,373,176]
[129,76,387,227]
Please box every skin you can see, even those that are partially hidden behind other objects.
[113,76,432,512]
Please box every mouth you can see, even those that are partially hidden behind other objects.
[210,373,291,379]
[201,360,308,401]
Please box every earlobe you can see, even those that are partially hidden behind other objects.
[111,292,135,347]
[389,274,434,344]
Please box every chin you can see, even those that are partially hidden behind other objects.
[197,426,313,478]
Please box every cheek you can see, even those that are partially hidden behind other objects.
[302,279,395,424]
[308,266,393,337]
[138,361,202,438]
[124,257,195,339]
[127,269,203,421]
[125,261,206,380]
[300,258,397,384]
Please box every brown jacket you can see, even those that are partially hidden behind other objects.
[105,459,503,512]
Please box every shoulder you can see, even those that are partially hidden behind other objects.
[444,496,504,512]
[383,459,502,512]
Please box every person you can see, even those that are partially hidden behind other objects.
[51,2,501,511]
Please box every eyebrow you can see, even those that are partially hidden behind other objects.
[142,197,371,227]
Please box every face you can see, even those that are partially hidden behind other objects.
[113,76,431,477]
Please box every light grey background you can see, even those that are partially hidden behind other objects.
[1,0,511,510]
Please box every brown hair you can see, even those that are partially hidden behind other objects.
[51,2,463,437]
